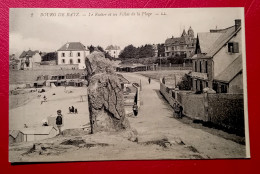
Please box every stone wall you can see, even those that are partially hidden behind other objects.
[208,93,245,134]
[33,63,78,70]
[179,92,205,120]
[10,69,85,84]
[160,80,245,135]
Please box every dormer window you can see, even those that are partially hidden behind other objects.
[228,42,239,53]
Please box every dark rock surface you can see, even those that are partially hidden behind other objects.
[86,52,132,134]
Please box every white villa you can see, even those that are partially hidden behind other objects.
[57,42,90,69]
[105,45,121,58]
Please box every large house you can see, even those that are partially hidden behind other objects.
[57,42,90,69]
[19,50,42,70]
[165,27,196,58]
[190,19,243,94]
[105,45,121,58]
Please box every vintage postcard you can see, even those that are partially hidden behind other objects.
[9,8,249,162]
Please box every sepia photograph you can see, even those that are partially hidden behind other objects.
[9,8,249,162]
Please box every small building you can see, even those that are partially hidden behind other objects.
[9,54,21,70]
[19,50,42,70]
[105,45,121,58]
[9,130,24,144]
[57,42,90,69]
[20,126,58,142]
[116,63,149,72]
[190,19,243,94]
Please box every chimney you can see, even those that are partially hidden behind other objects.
[235,19,241,30]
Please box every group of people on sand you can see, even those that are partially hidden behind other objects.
[69,106,78,114]
[40,95,47,104]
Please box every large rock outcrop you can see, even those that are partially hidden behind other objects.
[86,52,131,134]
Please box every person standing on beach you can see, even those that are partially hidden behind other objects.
[56,110,63,135]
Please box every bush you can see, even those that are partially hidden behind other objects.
[177,74,192,90]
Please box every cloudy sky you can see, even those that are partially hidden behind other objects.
[9,8,244,56]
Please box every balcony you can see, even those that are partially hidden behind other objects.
[191,71,208,80]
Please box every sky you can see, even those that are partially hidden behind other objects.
[9,8,244,56]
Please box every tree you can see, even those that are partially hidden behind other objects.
[157,44,165,57]
[87,45,95,53]
[138,44,155,58]
[119,44,138,59]
[97,46,105,52]
[177,74,192,90]
[42,52,57,61]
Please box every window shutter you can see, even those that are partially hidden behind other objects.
[233,42,239,53]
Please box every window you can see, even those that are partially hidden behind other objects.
[199,61,202,73]
[69,52,73,57]
[221,85,228,93]
[62,53,65,57]
[78,59,81,63]
[77,52,80,57]
[166,46,168,51]
[172,46,174,50]
[62,59,65,63]
[194,61,197,72]
[70,59,73,64]
[205,61,208,73]
[228,42,239,53]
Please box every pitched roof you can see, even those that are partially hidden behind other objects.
[214,54,242,83]
[9,130,22,138]
[181,29,187,37]
[19,50,39,58]
[194,26,240,59]
[105,45,120,50]
[197,32,222,54]
[20,126,56,135]
[206,26,238,57]
[58,42,88,51]
[165,36,187,46]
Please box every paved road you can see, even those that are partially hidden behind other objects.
[121,72,247,159]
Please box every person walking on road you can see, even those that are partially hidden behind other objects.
[148,77,151,84]
[56,110,63,135]
[179,105,183,119]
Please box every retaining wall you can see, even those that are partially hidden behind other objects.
[160,80,245,134]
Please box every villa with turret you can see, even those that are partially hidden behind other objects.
[164,27,196,58]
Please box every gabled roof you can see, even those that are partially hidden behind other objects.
[58,42,88,51]
[165,36,187,46]
[9,130,22,138]
[197,32,222,54]
[20,126,56,135]
[19,50,39,58]
[194,25,240,59]
[105,45,120,50]
[214,54,242,83]
[207,26,238,57]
